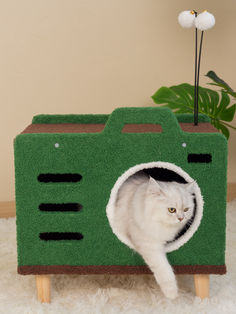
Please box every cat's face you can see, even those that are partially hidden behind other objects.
[145,177,195,226]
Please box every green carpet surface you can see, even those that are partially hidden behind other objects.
[14,107,227,268]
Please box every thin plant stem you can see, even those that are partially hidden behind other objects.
[194,11,198,126]
[195,31,204,125]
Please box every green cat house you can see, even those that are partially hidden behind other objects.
[14,107,227,302]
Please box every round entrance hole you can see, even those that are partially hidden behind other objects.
[106,161,204,253]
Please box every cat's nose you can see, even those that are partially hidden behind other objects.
[178,217,183,222]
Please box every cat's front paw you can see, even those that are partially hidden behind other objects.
[161,281,178,299]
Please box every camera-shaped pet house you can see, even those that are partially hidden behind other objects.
[14,107,227,302]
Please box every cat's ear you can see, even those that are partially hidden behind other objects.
[147,177,163,195]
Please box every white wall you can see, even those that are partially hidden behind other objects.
[1,0,235,200]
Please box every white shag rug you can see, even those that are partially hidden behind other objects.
[0,201,236,314]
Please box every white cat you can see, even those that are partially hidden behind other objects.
[114,171,195,299]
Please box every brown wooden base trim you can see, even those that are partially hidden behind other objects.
[173,264,226,274]
[18,264,226,275]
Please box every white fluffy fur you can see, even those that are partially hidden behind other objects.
[106,162,204,253]
[113,172,195,299]
[0,201,235,312]
[178,11,195,28]
[195,11,215,31]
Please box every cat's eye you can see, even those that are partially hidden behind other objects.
[168,208,176,213]
[184,208,189,212]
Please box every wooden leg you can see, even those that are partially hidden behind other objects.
[194,274,209,299]
[35,275,51,303]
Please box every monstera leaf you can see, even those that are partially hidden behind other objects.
[152,83,236,139]
[206,71,236,99]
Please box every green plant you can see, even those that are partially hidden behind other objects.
[206,71,236,99]
[151,72,236,139]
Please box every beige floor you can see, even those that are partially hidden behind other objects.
[0,183,235,218]
[0,200,236,311]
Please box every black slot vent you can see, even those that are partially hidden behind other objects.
[143,168,187,184]
[39,203,83,212]
[40,232,83,241]
[38,173,82,183]
[188,154,212,163]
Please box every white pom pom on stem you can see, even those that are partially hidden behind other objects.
[178,10,196,28]
[195,11,215,31]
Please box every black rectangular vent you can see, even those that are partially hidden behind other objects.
[38,173,82,183]
[188,154,212,163]
[39,232,83,241]
[39,203,83,212]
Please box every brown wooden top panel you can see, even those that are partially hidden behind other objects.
[21,123,105,134]
[21,122,218,134]
[180,123,217,133]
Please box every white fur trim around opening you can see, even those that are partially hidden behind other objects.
[106,161,204,253]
